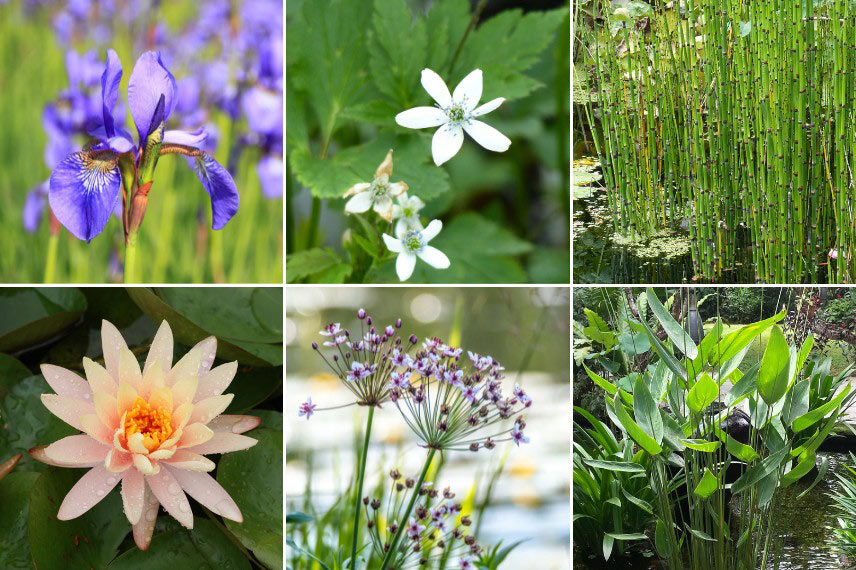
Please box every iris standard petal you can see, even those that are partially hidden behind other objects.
[453,69,483,111]
[396,252,417,281]
[431,125,464,166]
[192,154,240,230]
[463,120,512,152]
[101,49,123,137]
[421,68,452,107]
[128,51,177,142]
[49,150,121,242]
[418,246,450,269]
[472,97,505,117]
[395,106,448,129]
[163,128,208,147]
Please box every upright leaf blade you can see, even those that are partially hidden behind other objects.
[646,288,698,359]
[757,325,790,405]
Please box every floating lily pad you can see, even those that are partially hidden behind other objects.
[0,471,38,569]
[27,468,129,569]
[107,517,250,569]
[0,354,32,401]
[0,288,86,352]
[217,425,283,570]
[226,367,283,415]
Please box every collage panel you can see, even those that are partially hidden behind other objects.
[285,0,571,285]
[285,286,571,568]
[0,287,283,567]
[573,286,856,568]
[0,1,283,284]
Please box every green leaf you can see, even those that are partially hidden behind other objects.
[792,383,851,433]
[0,288,86,352]
[645,288,697,359]
[618,329,651,356]
[713,428,759,462]
[583,308,617,350]
[621,488,654,514]
[0,471,38,568]
[225,367,283,414]
[218,426,283,570]
[797,455,829,499]
[716,310,785,364]
[27,468,128,569]
[107,518,250,569]
[286,512,313,524]
[369,0,428,108]
[686,527,717,542]
[285,248,352,284]
[605,532,648,541]
[0,354,32,401]
[612,392,662,456]
[680,439,721,453]
[693,468,719,498]
[633,375,663,445]
[584,364,617,396]
[687,373,718,413]
[781,452,817,488]
[731,448,788,494]
[757,325,790,405]
[583,459,645,473]
[655,519,673,558]
[526,248,571,283]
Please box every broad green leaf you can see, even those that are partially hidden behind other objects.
[716,310,786,364]
[791,410,840,457]
[785,381,810,427]
[655,519,673,558]
[603,533,614,561]
[792,384,851,433]
[218,426,283,570]
[0,471,38,568]
[781,452,817,487]
[660,411,687,452]
[425,0,469,71]
[107,518,250,569]
[725,362,760,406]
[731,448,788,494]
[583,459,645,473]
[0,354,31,401]
[687,373,718,413]
[605,532,648,541]
[526,248,571,283]
[621,488,654,514]
[633,375,663,444]
[225,367,283,414]
[797,455,829,499]
[618,329,650,355]
[646,288,697,359]
[612,393,662,456]
[795,335,815,381]
[369,0,428,108]
[285,248,352,284]
[680,439,720,453]
[584,309,616,350]
[286,512,313,524]
[686,527,717,542]
[631,320,687,383]
[757,325,790,405]
[713,428,759,462]
[0,288,86,352]
[693,468,719,498]
[28,468,128,569]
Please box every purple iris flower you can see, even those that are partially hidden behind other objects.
[23,183,49,233]
[49,49,239,242]
[257,155,283,199]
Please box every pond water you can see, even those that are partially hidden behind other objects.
[574,452,852,570]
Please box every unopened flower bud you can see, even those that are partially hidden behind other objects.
[357,309,366,319]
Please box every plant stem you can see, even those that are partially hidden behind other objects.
[448,0,487,75]
[124,234,138,284]
[44,233,58,283]
[350,405,375,570]
[378,448,436,570]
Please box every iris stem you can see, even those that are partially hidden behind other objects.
[124,234,138,284]
[44,233,58,284]
[350,405,375,570]
[378,447,437,570]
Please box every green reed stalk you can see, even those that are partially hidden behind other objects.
[350,406,374,570]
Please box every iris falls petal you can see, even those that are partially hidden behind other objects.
[193,154,239,230]
[48,150,121,242]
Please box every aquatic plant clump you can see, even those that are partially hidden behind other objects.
[583,0,856,283]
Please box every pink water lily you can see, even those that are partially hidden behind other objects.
[30,319,260,550]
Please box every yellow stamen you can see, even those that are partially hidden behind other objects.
[124,397,173,452]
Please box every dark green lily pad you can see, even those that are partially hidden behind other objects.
[226,367,283,414]
[217,426,283,570]
[0,354,32,401]
[0,471,38,569]
[0,288,86,352]
[107,517,250,569]
[27,468,129,569]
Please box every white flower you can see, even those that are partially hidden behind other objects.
[382,219,450,281]
[395,68,511,166]
[392,193,425,236]
[343,149,408,221]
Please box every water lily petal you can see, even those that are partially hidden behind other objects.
[145,322,174,377]
[132,453,158,475]
[396,252,417,281]
[190,394,233,425]
[344,191,373,214]
[105,448,133,473]
[132,485,160,550]
[207,414,261,434]
[119,347,143,394]
[421,68,452,107]
[41,394,94,431]
[101,319,128,381]
[421,219,442,242]
[195,336,218,374]
[463,120,511,152]
[163,450,215,472]
[94,392,120,428]
[195,361,238,402]
[48,150,121,242]
[81,413,115,445]
[383,233,403,253]
[148,386,173,412]
[166,467,243,522]
[127,433,150,455]
[472,97,505,117]
[171,375,199,408]
[418,246,450,269]
[128,51,176,143]
[57,464,122,520]
[178,423,214,449]
[395,106,447,129]
[172,403,195,432]
[453,69,483,110]
[83,357,117,396]
[146,467,194,529]
[193,154,239,230]
[43,435,110,467]
[40,364,91,400]
[117,383,138,416]
[431,125,464,166]
[185,432,257,455]
[163,128,208,147]
[101,49,123,138]
[122,468,145,525]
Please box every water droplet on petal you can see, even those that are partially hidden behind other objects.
[168,483,181,495]
[106,477,117,485]
[145,509,157,522]
[96,489,105,497]
[179,502,190,513]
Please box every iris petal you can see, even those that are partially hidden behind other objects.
[101,49,123,138]
[257,155,283,199]
[48,151,121,242]
[128,51,177,144]
[163,128,208,148]
[193,154,240,230]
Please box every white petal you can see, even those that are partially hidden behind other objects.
[431,125,464,166]
[453,69,483,110]
[373,195,393,218]
[383,233,403,253]
[145,321,174,374]
[463,120,511,152]
[394,218,407,237]
[396,253,417,281]
[101,320,128,381]
[472,97,505,117]
[417,246,450,269]
[343,182,370,197]
[395,106,447,129]
[344,192,373,214]
[420,69,452,107]
[421,219,443,242]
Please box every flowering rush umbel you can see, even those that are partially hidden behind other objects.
[365,470,480,569]
[48,49,239,245]
[30,320,259,550]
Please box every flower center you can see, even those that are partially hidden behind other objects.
[402,230,424,253]
[445,104,469,126]
[124,397,173,452]
[371,176,390,199]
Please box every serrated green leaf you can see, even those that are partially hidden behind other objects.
[369,0,428,107]
[286,248,350,283]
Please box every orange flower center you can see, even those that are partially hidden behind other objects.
[124,397,173,452]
